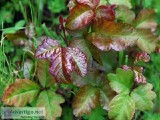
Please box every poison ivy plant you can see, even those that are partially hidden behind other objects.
[2,0,159,120]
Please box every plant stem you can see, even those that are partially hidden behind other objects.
[119,51,124,66]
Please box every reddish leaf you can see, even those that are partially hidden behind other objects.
[133,66,147,84]
[49,47,72,83]
[2,79,40,106]
[65,3,94,30]
[69,38,92,68]
[67,0,77,11]
[122,65,147,84]
[72,85,100,117]
[87,20,137,51]
[134,52,150,63]
[77,0,100,9]
[35,38,87,83]
[49,47,87,83]
[95,5,115,21]
[35,38,60,59]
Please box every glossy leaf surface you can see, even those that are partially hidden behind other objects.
[72,85,100,117]
[77,0,100,9]
[37,90,65,120]
[50,47,87,83]
[35,38,60,59]
[107,68,134,94]
[87,20,137,51]
[95,5,115,21]
[2,79,40,106]
[109,94,135,120]
[66,3,94,30]
[131,83,156,111]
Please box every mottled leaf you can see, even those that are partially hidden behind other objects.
[115,5,135,24]
[69,38,92,67]
[2,79,40,106]
[95,5,115,21]
[109,94,135,120]
[67,0,77,11]
[131,83,156,111]
[49,47,87,83]
[136,29,157,53]
[107,68,134,94]
[132,66,146,84]
[134,52,150,63]
[108,0,132,9]
[72,85,100,117]
[37,90,65,120]
[66,3,94,30]
[134,9,157,30]
[22,60,34,79]
[35,38,60,59]
[71,69,101,87]
[77,0,100,9]
[37,60,55,88]
[87,20,137,51]
[99,80,116,111]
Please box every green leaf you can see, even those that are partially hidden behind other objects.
[131,83,156,111]
[115,5,135,24]
[136,29,157,54]
[47,0,66,13]
[108,0,132,9]
[134,9,157,30]
[15,20,25,28]
[2,79,40,106]
[72,85,100,117]
[37,60,55,88]
[99,80,116,111]
[107,68,134,94]
[109,94,135,120]
[36,90,65,120]
[83,105,107,120]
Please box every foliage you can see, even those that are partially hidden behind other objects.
[0,0,160,120]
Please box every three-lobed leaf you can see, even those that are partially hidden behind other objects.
[131,83,156,111]
[37,90,65,120]
[107,68,134,94]
[109,94,135,120]
[2,79,40,106]
[35,38,87,83]
[72,85,100,117]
